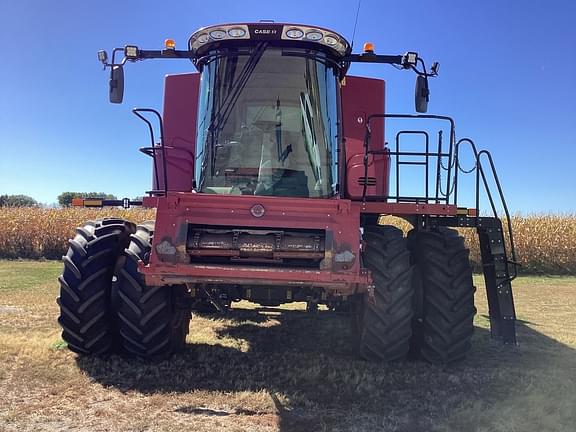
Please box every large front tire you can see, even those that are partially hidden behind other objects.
[113,222,191,359]
[57,218,135,355]
[356,226,414,361]
[408,228,476,364]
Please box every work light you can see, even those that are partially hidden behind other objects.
[404,52,418,66]
[124,45,139,59]
[97,50,108,64]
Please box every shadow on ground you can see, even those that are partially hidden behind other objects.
[77,307,576,432]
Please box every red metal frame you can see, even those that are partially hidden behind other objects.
[355,202,457,216]
[141,193,370,294]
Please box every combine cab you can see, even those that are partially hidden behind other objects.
[58,22,518,363]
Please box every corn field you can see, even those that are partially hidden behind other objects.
[0,207,574,274]
[0,208,154,260]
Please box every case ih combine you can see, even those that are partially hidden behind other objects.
[58,22,518,363]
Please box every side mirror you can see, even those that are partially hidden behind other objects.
[109,65,124,104]
[415,75,429,113]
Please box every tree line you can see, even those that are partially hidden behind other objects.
[0,192,118,207]
[0,194,39,207]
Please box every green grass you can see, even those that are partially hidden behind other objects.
[0,260,575,432]
[0,260,60,291]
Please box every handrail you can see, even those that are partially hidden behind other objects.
[455,138,518,281]
[361,114,518,281]
[364,113,456,204]
[477,150,518,280]
[454,138,496,214]
[132,108,168,196]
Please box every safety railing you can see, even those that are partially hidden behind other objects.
[362,113,518,280]
[455,138,519,281]
[362,114,456,204]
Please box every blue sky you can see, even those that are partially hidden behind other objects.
[0,0,574,212]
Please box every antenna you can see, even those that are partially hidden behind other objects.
[351,0,362,49]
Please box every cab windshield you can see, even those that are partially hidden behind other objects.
[195,46,339,198]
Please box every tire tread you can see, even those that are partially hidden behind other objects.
[57,218,135,355]
[408,228,476,364]
[357,225,414,362]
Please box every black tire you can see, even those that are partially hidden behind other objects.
[57,218,135,355]
[407,228,476,364]
[356,225,414,361]
[113,221,191,359]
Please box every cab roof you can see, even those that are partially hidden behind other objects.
[188,22,351,59]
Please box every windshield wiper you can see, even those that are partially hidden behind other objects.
[205,42,268,178]
[275,97,292,164]
[300,59,323,187]
[208,43,268,138]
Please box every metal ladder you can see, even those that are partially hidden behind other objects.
[455,138,519,344]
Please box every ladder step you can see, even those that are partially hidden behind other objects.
[477,218,517,344]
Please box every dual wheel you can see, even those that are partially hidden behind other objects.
[57,219,474,363]
[356,225,476,364]
[57,218,191,359]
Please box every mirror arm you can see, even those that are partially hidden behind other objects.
[110,48,127,67]
[411,58,438,78]
[135,49,195,60]
[99,48,128,70]
[343,53,405,65]
[100,48,194,71]
[99,46,195,104]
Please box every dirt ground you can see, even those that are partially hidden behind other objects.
[0,261,575,432]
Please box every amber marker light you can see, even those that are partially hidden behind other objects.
[363,42,375,53]
[164,39,176,50]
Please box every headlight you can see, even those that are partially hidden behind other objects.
[209,29,227,40]
[282,26,350,56]
[305,31,323,41]
[228,27,246,37]
[324,35,338,46]
[285,28,304,39]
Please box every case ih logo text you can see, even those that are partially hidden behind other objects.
[254,28,277,35]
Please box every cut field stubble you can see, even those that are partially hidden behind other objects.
[0,260,575,431]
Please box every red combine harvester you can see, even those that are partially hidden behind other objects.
[58,22,518,363]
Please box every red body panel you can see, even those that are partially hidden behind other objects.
[153,73,200,192]
[341,76,390,199]
[141,193,368,294]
